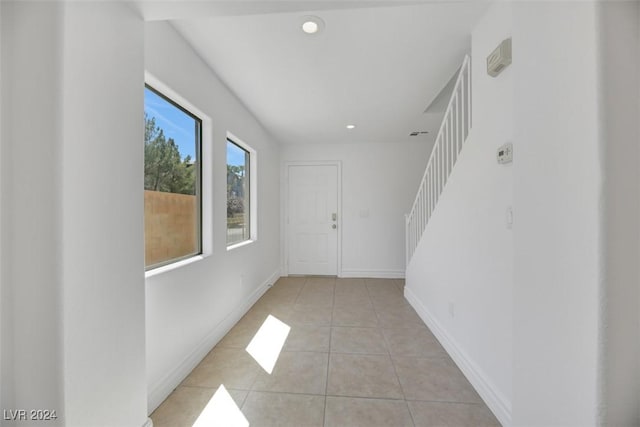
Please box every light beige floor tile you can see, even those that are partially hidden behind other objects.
[333,293,374,309]
[283,324,331,352]
[370,293,402,308]
[382,328,447,358]
[234,306,293,330]
[296,282,335,306]
[242,391,325,427]
[156,275,498,427]
[258,290,299,307]
[273,276,306,288]
[331,327,388,354]
[364,278,398,287]
[218,311,296,350]
[393,357,482,403]
[371,295,412,312]
[296,291,334,307]
[258,278,299,295]
[181,347,261,389]
[365,279,401,295]
[325,396,414,427]
[252,351,328,395]
[375,305,426,328]
[367,287,402,299]
[217,316,265,349]
[150,386,214,427]
[245,306,293,323]
[228,388,250,407]
[334,279,369,301]
[408,400,500,427]
[327,353,403,399]
[250,296,296,315]
[151,386,247,427]
[265,279,303,296]
[335,278,366,287]
[305,276,337,287]
[332,305,378,327]
[289,303,333,325]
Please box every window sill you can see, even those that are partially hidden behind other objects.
[145,255,205,279]
[227,239,255,252]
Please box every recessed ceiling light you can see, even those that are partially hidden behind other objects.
[302,21,318,34]
[346,124,356,129]
[300,16,325,35]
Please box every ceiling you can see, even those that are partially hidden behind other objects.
[138,1,489,145]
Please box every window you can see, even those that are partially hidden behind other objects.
[144,85,202,269]
[227,138,251,246]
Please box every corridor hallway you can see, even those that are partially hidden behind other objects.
[151,277,500,426]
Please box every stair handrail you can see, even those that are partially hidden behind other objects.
[406,54,472,264]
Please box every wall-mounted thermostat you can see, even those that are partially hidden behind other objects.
[497,143,513,164]
[487,38,512,77]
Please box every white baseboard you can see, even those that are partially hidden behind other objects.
[404,286,512,427]
[147,268,280,414]
[142,418,153,427]
[340,269,405,279]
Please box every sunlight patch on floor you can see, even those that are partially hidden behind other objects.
[191,384,249,427]
[246,314,291,374]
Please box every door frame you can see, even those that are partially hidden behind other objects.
[282,161,342,277]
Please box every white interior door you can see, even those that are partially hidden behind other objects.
[287,164,338,275]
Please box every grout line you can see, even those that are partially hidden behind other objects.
[230,388,250,409]
[380,298,416,426]
[328,350,390,356]
[366,285,386,325]
[179,384,251,391]
[406,399,418,427]
[324,393,406,401]
[330,324,382,330]
[325,280,335,425]
[246,389,327,398]
[291,276,305,305]
[404,398,490,405]
[324,300,334,427]
[278,349,330,355]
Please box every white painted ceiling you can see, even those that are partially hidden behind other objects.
[139,1,489,145]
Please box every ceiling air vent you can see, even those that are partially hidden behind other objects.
[409,131,429,137]
[487,38,512,77]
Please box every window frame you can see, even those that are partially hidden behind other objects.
[226,132,257,250]
[143,83,203,271]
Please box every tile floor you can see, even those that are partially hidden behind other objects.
[151,277,501,427]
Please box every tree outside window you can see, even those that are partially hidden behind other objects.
[227,140,250,246]
[144,86,201,268]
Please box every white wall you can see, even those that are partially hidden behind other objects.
[0,0,5,418]
[512,3,603,425]
[144,22,281,413]
[0,0,9,420]
[599,2,640,425]
[1,3,65,424]
[61,3,148,426]
[1,2,149,426]
[280,141,430,278]
[405,3,513,425]
[406,2,638,425]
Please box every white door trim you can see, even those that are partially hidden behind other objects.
[282,161,342,277]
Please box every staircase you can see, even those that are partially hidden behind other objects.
[405,55,472,264]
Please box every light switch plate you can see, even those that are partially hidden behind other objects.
[497,143,513,164]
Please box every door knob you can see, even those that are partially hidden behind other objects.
[332,224,337,229]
